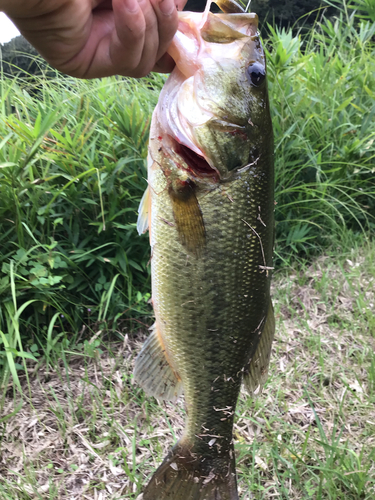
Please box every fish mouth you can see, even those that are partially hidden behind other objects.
[172,138,219,182]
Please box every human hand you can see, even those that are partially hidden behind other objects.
[0,0,187,78]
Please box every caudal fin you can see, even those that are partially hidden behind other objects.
[138,440,238,500]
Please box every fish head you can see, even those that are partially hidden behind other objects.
[155,8,273,185]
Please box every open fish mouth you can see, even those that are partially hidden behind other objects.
[175,141,219,180]
[161,130,220,183]
[171,135,260,184]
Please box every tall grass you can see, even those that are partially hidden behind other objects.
[267,0,375,260]
[0,74,162,383]
[0,0,374,386]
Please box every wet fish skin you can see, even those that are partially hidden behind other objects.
[134,2,275,499]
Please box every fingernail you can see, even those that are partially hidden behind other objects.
[159,0,175,15]
[125,0,139,13]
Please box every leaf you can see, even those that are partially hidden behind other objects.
[0,162,18,168]
[0,331,21,391]
[82,198,98,205]
[128,260,143,272]
[16,352,38,362]
[336,96,354,112]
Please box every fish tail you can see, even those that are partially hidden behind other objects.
[138,440,238,500]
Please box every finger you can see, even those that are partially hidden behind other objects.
[48,0,182,78]
[149,0,179,63]
[110,0,149,74]
[83,0,155,78]
[176,0,188,11]
[129,0,161,75]
[113,0,179,77]
[151,0,189,74]
[152,52,176,73]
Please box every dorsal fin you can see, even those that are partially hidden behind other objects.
[201,12,247,43]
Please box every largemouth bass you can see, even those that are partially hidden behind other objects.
[134,1,275,498]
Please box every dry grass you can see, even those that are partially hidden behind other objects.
[1,245,374,500]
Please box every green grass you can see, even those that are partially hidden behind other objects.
[0,1,373,351]
[0,73,158,325]
[0,244,374,499]
[0,73,163,385]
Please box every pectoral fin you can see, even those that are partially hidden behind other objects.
[243,300,275,396]
[169,181,206,258]
[137,186,151,235]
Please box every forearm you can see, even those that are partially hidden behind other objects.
[0,0,58,17]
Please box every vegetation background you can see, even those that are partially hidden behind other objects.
[0,0,374,498]
[0,0,373,355]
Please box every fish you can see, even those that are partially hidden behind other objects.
[134,1,275,498]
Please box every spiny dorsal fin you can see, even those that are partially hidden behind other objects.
[243,300,275,396]
[201,12,247,43]
[215,0,245,13]
[133,323,182,402]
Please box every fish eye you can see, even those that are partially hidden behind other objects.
[246,62,266,87]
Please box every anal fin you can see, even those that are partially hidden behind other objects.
[133,323,182,401]
[243,299,275,396]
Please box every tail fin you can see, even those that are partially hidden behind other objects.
[138,440,238,500]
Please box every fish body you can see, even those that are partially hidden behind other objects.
[134,2,275,499]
